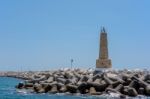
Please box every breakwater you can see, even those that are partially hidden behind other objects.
[1,69,150,98]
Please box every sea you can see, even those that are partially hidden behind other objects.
[0,77,149,99]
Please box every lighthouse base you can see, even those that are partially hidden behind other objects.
[96,59,112,68]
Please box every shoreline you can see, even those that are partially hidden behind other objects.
[0,68,150,98]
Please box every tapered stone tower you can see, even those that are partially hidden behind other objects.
[96,27,112,68]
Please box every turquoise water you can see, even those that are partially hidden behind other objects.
[0,77,106,99]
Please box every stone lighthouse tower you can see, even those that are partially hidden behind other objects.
[96,27,112,68]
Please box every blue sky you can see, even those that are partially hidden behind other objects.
[0,0,150,71]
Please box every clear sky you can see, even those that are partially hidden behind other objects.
[0,0,150,71]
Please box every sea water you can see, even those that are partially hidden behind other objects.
[0,77,149,99]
